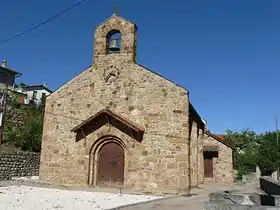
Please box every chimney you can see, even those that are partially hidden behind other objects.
[1,60,8,68]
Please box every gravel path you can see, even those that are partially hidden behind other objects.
[0,185,162,210]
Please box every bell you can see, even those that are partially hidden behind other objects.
[109,39,120,52]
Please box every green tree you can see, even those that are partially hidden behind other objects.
[257,131,280,175]
[225,129,280,178]
[225,129,259,152]
[225,129,259,179]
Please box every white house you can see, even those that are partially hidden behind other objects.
[15,84,53,105]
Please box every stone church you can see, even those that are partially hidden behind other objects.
[39,13,234,194]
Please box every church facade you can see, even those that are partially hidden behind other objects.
[39,14,234,194]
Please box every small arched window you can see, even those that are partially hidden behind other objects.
[106,30,122,54]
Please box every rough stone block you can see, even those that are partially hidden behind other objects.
[0,151,40,181]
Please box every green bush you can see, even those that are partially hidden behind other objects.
[3,103,44,152]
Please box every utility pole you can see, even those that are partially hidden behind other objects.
[277,113,279,181]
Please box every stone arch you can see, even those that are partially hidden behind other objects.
[106,29,122,54]
[88,135,126,187]
[93,15,137,63]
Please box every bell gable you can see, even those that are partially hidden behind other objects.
[93,14,137,64]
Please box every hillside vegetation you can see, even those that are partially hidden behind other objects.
[1,95,45,152]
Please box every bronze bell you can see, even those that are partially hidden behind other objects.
[109,39,120,52]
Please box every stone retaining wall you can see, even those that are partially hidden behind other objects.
[206,191,280,209]
[0,151,40,180]
[5,106,29,129]
[203,202,280,210]
[260,177,280,195]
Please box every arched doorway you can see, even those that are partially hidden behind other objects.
[97,142,124,187]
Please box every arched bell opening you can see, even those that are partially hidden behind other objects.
[106,29,122,54]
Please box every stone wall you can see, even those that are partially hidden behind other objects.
[260,177,280,195]
[189,120,203,187]
[0,151,40,180]
[205,191,280,209]
[198,129,204,184]
[204,202,280,210]
[5,106,29,128]
[203,133,234,183]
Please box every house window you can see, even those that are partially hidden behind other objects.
[41,93,46,103]
[32,91,37,100]
[0,72,7,84]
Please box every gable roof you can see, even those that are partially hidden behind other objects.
[204,130,235,150]
[95,14,137,30]
[0,66,21,76]
[50,15,207,127]
[52,15,189,98]
[21,85,53,93]
[71,109,145,142]
[189,102,205,129]
[137,63,188,92]
[215,134,225,140]
[138,64,205,128]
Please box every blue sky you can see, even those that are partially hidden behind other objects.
[0,0,279,134]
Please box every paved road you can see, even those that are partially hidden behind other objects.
[116,182,260,210]
[117,195,207,210]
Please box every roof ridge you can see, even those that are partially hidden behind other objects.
[95,14,136,30]
[204,130,234,150]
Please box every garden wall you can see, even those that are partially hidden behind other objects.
[0,151,40,180]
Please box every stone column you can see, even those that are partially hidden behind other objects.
[190,121,198,187]
[198,128,204,184]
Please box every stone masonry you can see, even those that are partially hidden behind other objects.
[203,132,234,184]
[39,14,232,194]
[0,151,40,180]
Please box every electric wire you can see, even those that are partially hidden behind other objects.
[0,0,88,46]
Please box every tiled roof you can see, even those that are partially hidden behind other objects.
[204,130,234,149]
[215,134,225,140]
[71,109,145,142]
[21,85,53,93]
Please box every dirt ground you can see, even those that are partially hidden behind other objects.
[0,179,260,210]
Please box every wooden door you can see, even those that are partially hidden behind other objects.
[204,157,213,178]
[97,142,124,187]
